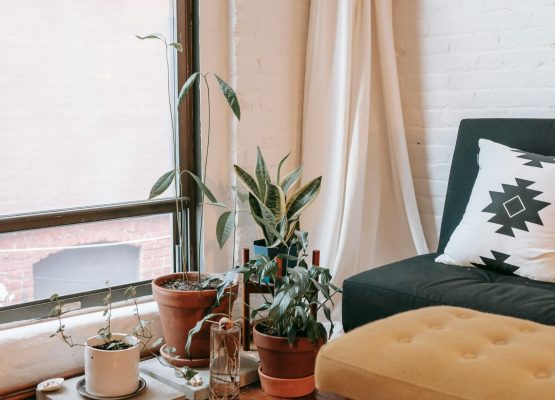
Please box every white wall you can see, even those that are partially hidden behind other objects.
[200,0,310,272]
[394,0,555,250]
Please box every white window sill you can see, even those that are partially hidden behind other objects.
[0,300,162,396]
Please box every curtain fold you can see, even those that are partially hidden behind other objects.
[301,0,427,322]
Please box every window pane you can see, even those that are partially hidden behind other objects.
[0,0,176,216]
[0,214,173,307]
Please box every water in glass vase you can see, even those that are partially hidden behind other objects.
[209,322,241,400]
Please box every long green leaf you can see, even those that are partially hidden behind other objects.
[276,152,290,184]
[168,42,183,52]
[184,170,218,204]
[255,147,271,200]
[214,74,241,120]
[265,182,286,220]
[178,72,199,106]
[249,194,277,245]
[234,165,260,199]
[286,176,322,220]
[216,211,235,249]
[280,165,303,194]
[135,33,165,41]
[185,313,226,357]
[149,170,175,199]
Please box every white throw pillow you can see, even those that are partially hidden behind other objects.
[436,139,555,283]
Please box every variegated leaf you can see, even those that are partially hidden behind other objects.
[286,177,322,220]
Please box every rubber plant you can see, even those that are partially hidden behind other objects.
[136,33,240,367]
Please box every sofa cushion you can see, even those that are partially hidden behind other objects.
[342,253,555,332]
[318,306,555,400]
[437,139,555,282]
[438,119,555,253]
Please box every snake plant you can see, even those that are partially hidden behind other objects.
[232,149,322,247]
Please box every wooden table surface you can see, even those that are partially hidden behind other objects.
[240,383,344,400]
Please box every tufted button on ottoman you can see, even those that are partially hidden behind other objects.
[315,306,555,399]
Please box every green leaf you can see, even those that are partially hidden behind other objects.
[255,147,271,200]
[215,74,241,120]
[248,193,271,242]
[286,176,322,220]
[184,170,219,203]
[216,211,235,249]
[168,42,183,51]
[249,195,279,245]
[287,325,297,346]
[178,72,199,106]
[135,33,165,41]
[265,182,286,220]
[280,165,303,194]
[185,313,226,357]
[49,294,59,302]
[149,170,175,199]
[276,152,290,184]
[234,165,260,199]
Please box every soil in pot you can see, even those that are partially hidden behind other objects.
[153,272,238,367]
[253,323,323,380]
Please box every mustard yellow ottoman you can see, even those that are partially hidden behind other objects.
[315,306,555,399]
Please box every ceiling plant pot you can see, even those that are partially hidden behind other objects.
[253,324,323,397]
[84,333,140,398]
[152,272,238,367]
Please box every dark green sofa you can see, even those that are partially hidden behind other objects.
[343,118,555,332]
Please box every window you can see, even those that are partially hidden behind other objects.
[0,0,198,323]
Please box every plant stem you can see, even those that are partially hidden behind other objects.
[163,38,187,282]
[106,285,112,340]
[197,73,212,282]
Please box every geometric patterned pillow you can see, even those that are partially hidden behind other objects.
[436,139,555,282]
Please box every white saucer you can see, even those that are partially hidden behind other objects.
[75,377,146,399]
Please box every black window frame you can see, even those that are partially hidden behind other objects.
[0,0,200,325]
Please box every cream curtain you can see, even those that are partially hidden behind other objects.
[301,0,428,322]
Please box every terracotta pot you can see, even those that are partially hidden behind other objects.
[152,272,238,367]
[253,323,323,379]
[258,367,315,398]
[84,333,139,397]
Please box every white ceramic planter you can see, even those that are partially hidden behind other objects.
[84,333,140,397]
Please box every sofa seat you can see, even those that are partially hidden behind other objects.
[317,306,555,400]
[343,253,555,332]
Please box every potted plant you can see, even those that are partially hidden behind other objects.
[49,286,153,397]
[136,33,240,367]
[233,149,322,267]
[237,231,341,398]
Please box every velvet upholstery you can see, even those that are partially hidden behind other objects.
[343,119,555,332]
[318,306,555,400]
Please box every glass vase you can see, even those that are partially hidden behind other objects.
[209,322,241,399]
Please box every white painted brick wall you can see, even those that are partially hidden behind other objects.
[200,0,309,271]
[394,0,555,250]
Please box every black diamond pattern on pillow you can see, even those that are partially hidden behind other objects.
[471,250,519,274]
[512,149,555,168]
[482,178,550,237]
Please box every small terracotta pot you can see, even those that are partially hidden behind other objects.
[253,323,323,379]
[258,367,315,398]
[152,272,238,367]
